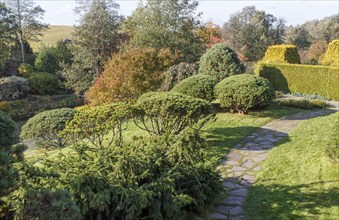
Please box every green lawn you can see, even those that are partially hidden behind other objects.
[244,112,339,220]
[30,25,74,52]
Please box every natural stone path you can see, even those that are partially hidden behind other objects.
[208,103,338,220]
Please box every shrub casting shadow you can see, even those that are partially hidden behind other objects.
[260,66,290,93]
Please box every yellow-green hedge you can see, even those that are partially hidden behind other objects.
[262,45,301,64]
[256,63,339,100]
[322,40,339,66]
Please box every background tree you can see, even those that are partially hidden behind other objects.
[196,21,224,48]
[285,25,312,50]
[0,3,15,72]
[6,0,48,63]
[303,15,339,43]
[123,0,205,63]
[222,6,285,61]
[73,0,122,76]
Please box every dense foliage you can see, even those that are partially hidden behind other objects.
[256,63,339,100]
[123,0,205,63]
[215,74,275,114]
[0,94,83,120]
[161,62,199,91]
[274,98,328,109]
[35,46,60,73]
[171,75,218,102]
[199,43,245,81]
[262,45,301,64]
[322,40,339,66]
[222,6,285,61]
[62,103,134,149]
[18,63,34,77]
[134,92,215,135]
[0,76,29,101]
[27,72,60,95]
[20,108,75,149]
[0,111,25,219]
[86,48,175,104]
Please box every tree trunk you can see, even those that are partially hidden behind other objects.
[20,38,25,63]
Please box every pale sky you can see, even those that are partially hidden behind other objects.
[34,0,338,27]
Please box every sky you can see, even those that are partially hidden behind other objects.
[31,0,338,27]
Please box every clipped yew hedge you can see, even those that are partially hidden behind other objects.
[256,63,339,100]
[322,40,339,66]
[262,45,301,64]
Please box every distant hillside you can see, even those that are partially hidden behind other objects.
[30,25,74,52]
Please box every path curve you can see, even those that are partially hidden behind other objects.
[208,103,338,220]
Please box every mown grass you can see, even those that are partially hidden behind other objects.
[30,25,74,52]
[244,112,339,220]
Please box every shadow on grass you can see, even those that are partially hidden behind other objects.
[244,181,339,220]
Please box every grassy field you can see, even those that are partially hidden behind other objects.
[30,25,74,52]
[244,112,339,220]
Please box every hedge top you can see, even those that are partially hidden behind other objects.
[322,39,339,66]
[262,44,301,64]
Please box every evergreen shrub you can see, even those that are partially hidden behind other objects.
[262,45,301,64]
[27,72,60,95]
[171,75,218,101]
[215,74,275,114]
[0,76,29,101]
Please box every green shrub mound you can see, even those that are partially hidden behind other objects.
[256,63,339,100]
[134,92,215,135]
[18,63,34,78]
[0,76,29,101]
[274,98,328,109]
[262,45,301,64]
[62,102,134,148]
[171,75,218,101]
[199,43,245,81]
[322,40,339,66]
[215,74,275,114]
[21,108,75,149]
[0,110,18,147]
[27,72,60,95]
[161,62,199,91]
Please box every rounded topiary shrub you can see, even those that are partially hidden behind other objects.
[134,92,215,135]
[322,40,339,66]
[161,62,199,91]
[215,74,275,114]
[0,110,18,146]
[199,43,245,81]
[27,72,60,95]
[20,108,75,148]
[0,76,29,101]
[171,75,218,102]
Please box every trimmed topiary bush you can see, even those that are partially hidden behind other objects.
[0,76,29,101]
[322,40,339,66]
[134,92,215,135]
[262,45,301,64]
[215,74,275,114]
[27,72,60,95]
[21,108,75,149]
[18,63,34,78]
[199,43,245,81]
[161,62,199,91]
[256,63,339,100]
[0,110,18,147]
[171,75,218,102]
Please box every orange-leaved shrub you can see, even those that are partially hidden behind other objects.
[86,48,176,105]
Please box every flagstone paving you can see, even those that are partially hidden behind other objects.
[207,103,338,220]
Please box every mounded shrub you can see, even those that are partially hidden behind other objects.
[134,92,215,135]
[262,45,301,64]
[27,72,60,95]
[0,110,18,146]
[86,48,176,104]
[322,40,339,66]
[0,76,29,101]
[161,62,199,91]
[18,63,34,78]
[171,75,218,102]
[199,43,245,81]
[256,63,339,100]
[21,108,75,149]
[274,98,328,109]
[215,74,275,114]
[62,102,134,148]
